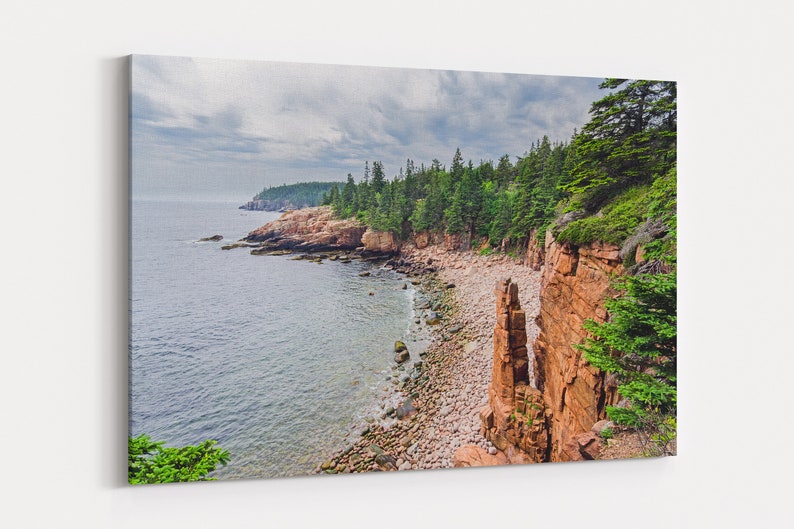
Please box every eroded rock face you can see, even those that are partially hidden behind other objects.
[473,233,624,464]
[245,206,367,252]
[533,231,621,462]
[362,229,400,254]
[525,229,545,271]
[479,278,549,463]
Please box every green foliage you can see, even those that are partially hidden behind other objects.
[487,186,517,245]
[563,79,676,212]
[409,198,431,232]
[576,272,677,455]
[128,434,230,484]
[600,427,614,440]
[556,185,651,245]
[478,246,494,256]
[642,168,677,264]
[278,76,675,259]
[444,186,466,234]
[510,136,571,244]
[371,160,386,195]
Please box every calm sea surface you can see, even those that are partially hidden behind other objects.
[130,199,423,479]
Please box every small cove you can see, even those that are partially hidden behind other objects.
[130,199,427,479]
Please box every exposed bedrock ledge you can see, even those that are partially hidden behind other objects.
[244,206,400,255]
[244,206,364,252]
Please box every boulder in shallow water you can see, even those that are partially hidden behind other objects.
[394,341,408,353]
[198,234,223,242]
[425,312,441,325]
[394,350,410,364]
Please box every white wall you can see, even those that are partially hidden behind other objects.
[2,1,792,527]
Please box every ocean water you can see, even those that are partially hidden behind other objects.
[130,199,424,479]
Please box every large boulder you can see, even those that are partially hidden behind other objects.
[394,350,410,364]
[452,445,509,468]
[361,229,400,254]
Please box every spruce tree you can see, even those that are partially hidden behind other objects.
[371,161,386,195]
[577,272,677,455]
[564,79,677,211]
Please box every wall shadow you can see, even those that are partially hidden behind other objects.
[99,55,130,488]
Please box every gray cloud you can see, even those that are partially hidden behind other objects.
[130,55,604,200]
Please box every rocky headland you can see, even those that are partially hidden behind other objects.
[241,206,399,255]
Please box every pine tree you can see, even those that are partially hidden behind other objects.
[328,184,340,207]
[338,173,357,217]
[450,147,464,183]
[495,154,514,189]
[564,79,677,211]
[371,161,386,195]
[459,163,483,238]
[444,184,466,234]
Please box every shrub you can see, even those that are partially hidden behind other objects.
[128,434,230,484]
[576,271,677,456]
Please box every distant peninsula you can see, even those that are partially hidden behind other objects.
[240,181,341,211]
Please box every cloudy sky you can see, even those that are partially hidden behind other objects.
[131,55,604,201]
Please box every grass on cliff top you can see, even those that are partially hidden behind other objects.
[555,185,650,246]
[554,168,676,251]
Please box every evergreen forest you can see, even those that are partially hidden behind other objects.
[319,79,676,268]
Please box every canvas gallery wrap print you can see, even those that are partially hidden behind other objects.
[129,54,677,483]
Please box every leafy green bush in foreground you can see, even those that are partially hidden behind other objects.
[128,434,230,484]
[576,272,677,456]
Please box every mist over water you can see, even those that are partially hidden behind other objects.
[130,199,421,478]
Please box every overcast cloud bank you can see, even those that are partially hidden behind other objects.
[131,55,603,201]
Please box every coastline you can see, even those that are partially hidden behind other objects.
[315,246,543,473]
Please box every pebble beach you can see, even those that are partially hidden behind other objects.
[317,247,543,474]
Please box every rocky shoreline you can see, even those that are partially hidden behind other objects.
[314,247,543,474]
[230,206,642,473]
[225,208,547,473]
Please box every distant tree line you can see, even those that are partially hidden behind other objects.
[253,181,341,208]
